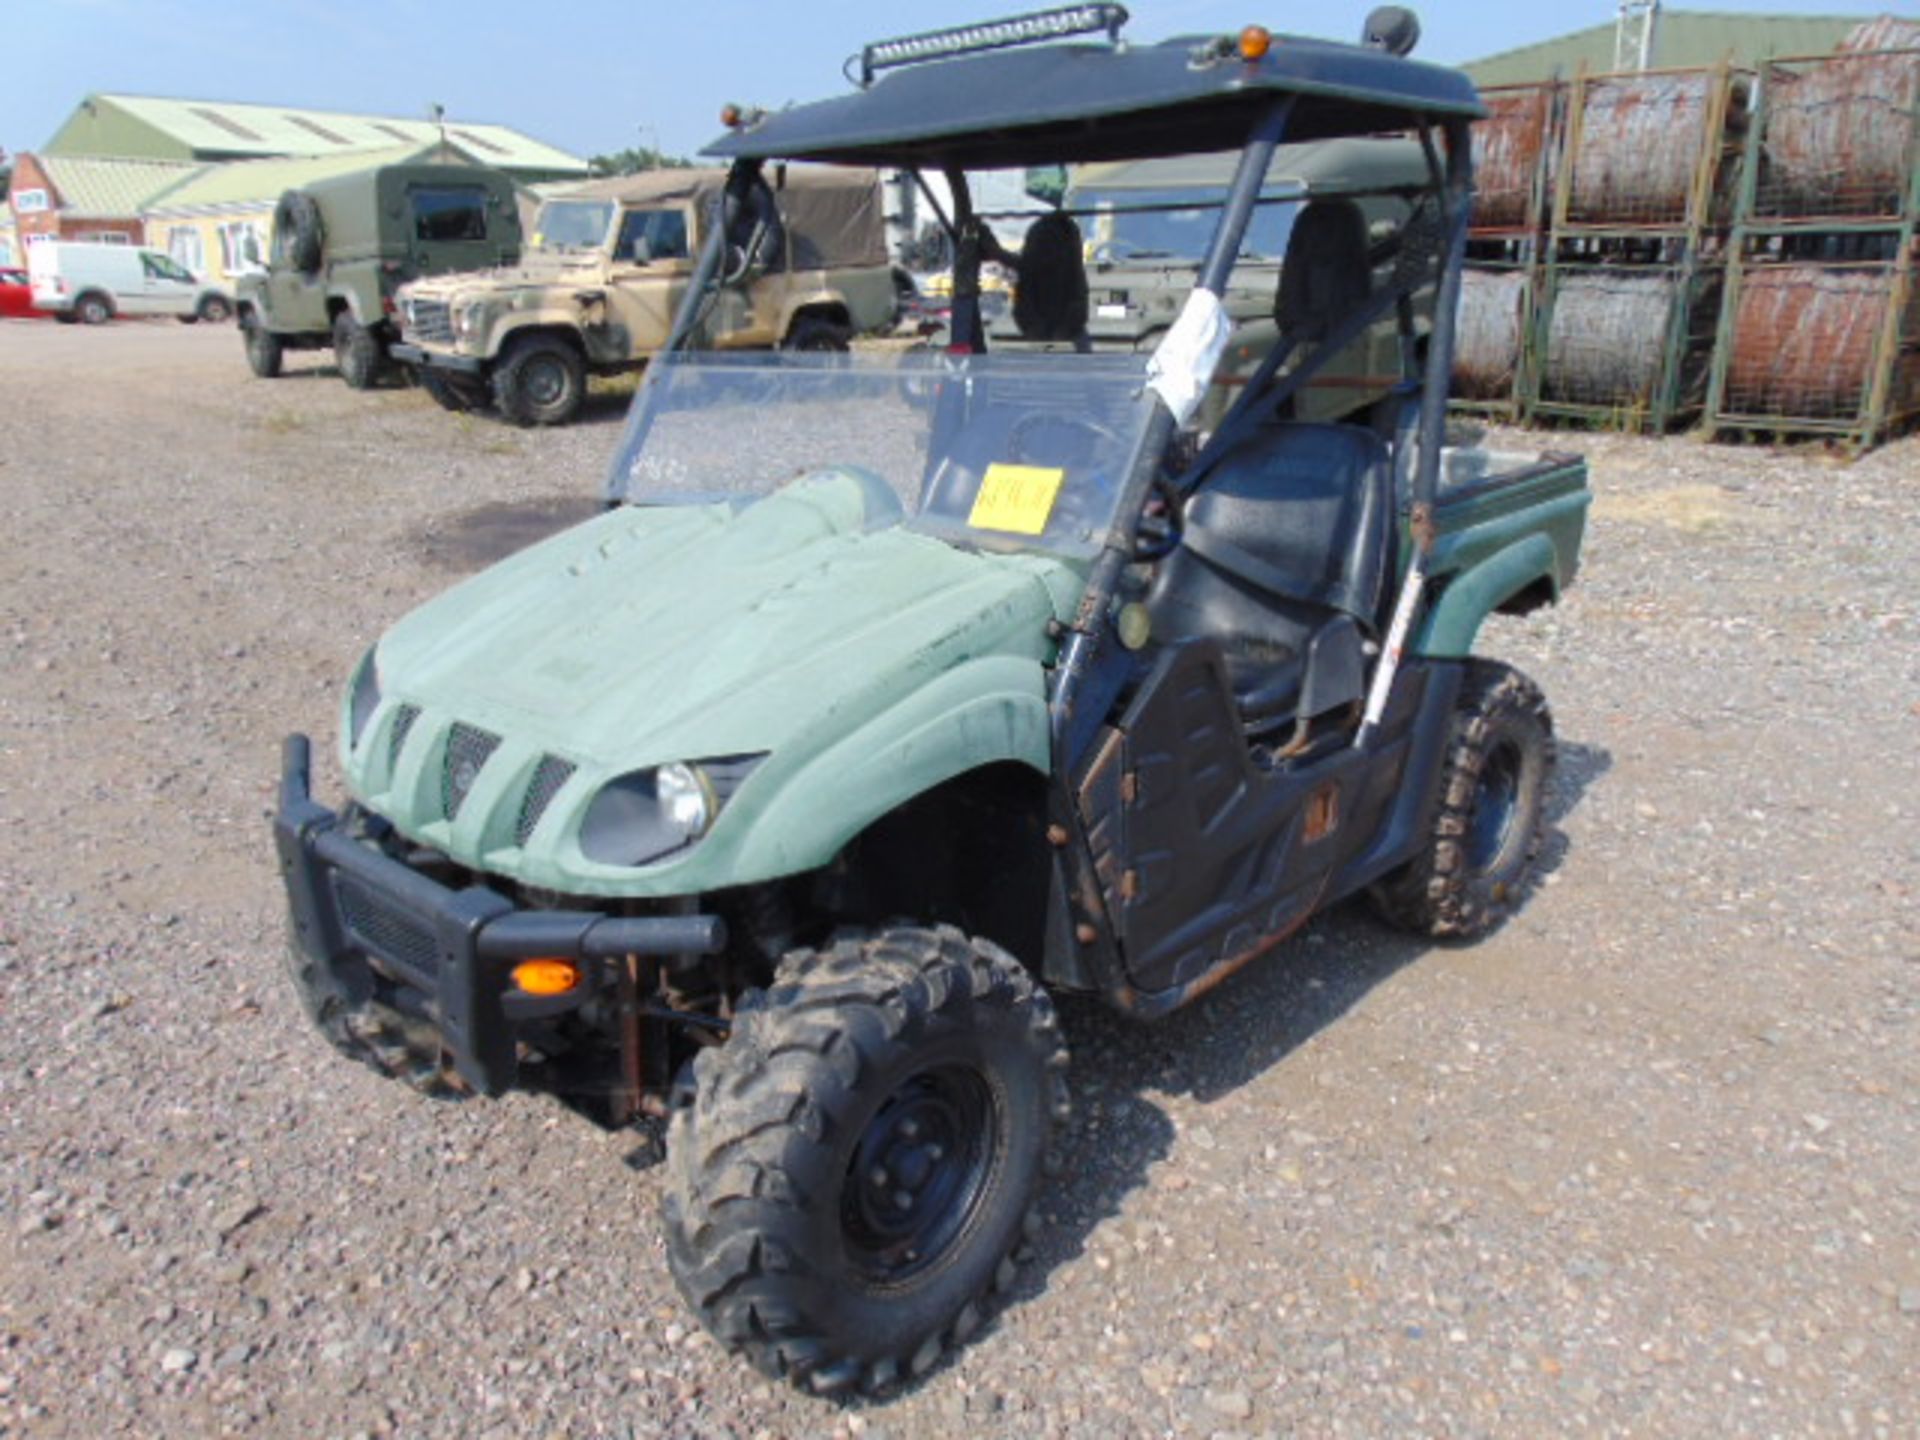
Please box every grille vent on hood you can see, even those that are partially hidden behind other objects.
[442,723,501,820]
[514,755,577,847]
[389,704,421,770]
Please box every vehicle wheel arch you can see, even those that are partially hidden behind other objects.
[494,320,588,363]
[723,656,1054,896]
[823,759,1057,977]
[1416,535,1559,658]
[779,295,853,340]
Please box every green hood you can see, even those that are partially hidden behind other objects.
[345,471,1080,895]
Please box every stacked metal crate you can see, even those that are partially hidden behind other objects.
[1708,19,1920,449]
[1452,81,1558,419]
[1529,62,1747,432]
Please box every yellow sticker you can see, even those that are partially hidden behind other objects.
[967,463,1066,536]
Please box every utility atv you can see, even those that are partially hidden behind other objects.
[274,4,1589,1396]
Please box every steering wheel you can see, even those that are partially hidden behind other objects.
[1006,409,1119,467]
[1132,474,1185,562]
[1004,410,1124,545]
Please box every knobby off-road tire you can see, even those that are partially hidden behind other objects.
[491,335,585,426]
[664,926,1069,1395]
[1369,658,1555,939]
[333,312,384,390]
[281,929,465,1100]
[242,317,283,379]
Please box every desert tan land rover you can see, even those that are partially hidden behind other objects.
[391,166,895,425]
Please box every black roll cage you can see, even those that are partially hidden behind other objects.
[655,94,1475,759]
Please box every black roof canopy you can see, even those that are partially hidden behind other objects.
[703,31,1484,171]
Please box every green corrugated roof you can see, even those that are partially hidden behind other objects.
[142,142,475,213]
[74,94,589,176]
[38,155,202,218]
[1465,10,1879,86]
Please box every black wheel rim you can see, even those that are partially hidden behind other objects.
[1466,738,1523,874]
[524,358,568,408]
[842,1064,996,1284]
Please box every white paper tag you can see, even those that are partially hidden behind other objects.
[1145,289,1233,425]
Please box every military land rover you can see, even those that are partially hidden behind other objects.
[391,166,896,425]
[235,158,523,389]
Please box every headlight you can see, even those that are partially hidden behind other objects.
[579,756,762,867]
[454,302,484,339]
[347,649,381,749]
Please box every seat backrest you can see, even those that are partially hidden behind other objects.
[1273,200,1372,343]
[1012,211,1090,343]
[1177,421,1396,627]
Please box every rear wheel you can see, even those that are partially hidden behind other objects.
[782,313,852,352]
[241,316,283,378]
[491,335,584,426]
[664,926,1067,1395]
[75,292,113,326]
[198,294,232,324]
[332,312,384,390]
[1368,659,1554,938]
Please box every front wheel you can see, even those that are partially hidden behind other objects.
[198,294,232,324]
[1368,658,1555,938]
[491,335,585,426]
[664,926,1068,1395]
[242,317,283,378]
[332,312,384,390]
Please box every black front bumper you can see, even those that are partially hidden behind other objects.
[389,342,485,375]
[272,735,725,1096]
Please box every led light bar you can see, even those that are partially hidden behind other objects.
[858,4,1129,86]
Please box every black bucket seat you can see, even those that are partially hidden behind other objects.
[1145,200,1394,732]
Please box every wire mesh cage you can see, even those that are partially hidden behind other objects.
[1533,254,1724,430]
[1744,37,1920,226]
[1450,264,1537,417]
[1470,81,1559,235]
[1555,64,1749,233]
[1710,245,1920,442]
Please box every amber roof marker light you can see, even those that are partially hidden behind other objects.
[1238,25,1272,62]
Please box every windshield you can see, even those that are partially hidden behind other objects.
[604,352,1155,561]
[1075,189,1298,264]
[534,199,615,251]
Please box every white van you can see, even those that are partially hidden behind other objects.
[27,241,232,325]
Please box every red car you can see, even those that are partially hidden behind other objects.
[0,267,48,319]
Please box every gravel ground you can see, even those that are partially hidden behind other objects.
[0,320,1914,1439]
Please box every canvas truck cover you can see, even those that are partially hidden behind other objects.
[550,165,887,270]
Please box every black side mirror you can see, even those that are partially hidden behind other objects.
[1362,6,1420,56]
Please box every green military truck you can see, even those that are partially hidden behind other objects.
[274,5,1590,1394]
[235,160,523,389]
[990,138,1434,426]
[390,166,896,426]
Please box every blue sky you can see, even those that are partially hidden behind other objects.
[1,1,1898,166]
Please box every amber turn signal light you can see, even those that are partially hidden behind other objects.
[720,103,744,128]
[511,958,582,996]
[1239,25,1272,61]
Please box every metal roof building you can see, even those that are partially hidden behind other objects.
[1464,10,1879,85]
[43,94,590,183]
[26,156,201,219]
